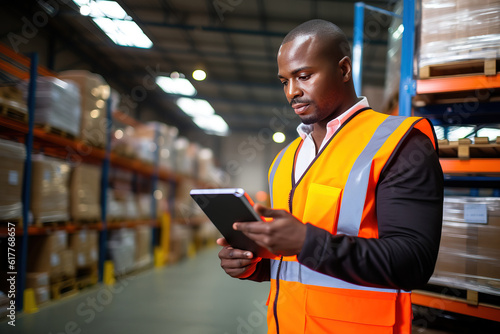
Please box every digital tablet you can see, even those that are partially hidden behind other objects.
[190,188,274,258]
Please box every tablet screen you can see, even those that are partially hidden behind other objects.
[190,188,273,258]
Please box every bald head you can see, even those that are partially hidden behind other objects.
[281,19,351,62]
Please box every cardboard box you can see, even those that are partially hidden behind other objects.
[0,139,25,220]
[134,226,152,269]
[26,272,50,289]
[476,214,500,286]
[69,230,89,268]
[60,249,76,277]
[27,231,68,280]
[30,155,70,223]
[433,197,500,292]
[70,163,101,222]
[88,230,99,266]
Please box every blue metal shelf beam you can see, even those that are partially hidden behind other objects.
[98,97,112,282]
[352,2,403,96]
[17,53,38,311]
[398,0,416,117]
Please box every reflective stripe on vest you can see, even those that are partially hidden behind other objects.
[269,142,293,208]
[337,115,406,236]
[270,259,406,293]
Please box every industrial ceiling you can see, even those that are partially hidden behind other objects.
[1,0,400,141]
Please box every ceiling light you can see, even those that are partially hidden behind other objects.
[156,76,197,96]
[273,132,286,143]
[192,69,207,81]
[176,98,214,117]
[193,114,229,136]
[73,1,153,49]
[80,5,91,16]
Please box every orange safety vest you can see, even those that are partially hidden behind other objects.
[267,108,437,334]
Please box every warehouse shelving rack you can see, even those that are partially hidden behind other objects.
[0,44,185,312]
[353,0,500,323]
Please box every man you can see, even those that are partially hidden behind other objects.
[217,19,443,334]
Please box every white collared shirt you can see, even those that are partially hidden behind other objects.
[294,97,369,181]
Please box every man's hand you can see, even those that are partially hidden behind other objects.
[217,238,261,278]
[233,203,307,256]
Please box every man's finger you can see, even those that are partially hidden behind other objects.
[233,221,270,234]
[216,238,229,247]
[254,203,288,218]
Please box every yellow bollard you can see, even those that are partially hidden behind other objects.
[159,212,171,265]
[154,247,164,268]
[23,288,38,313]
[103,260,116,286]
[187,240,197,259]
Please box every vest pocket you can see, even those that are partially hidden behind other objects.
[305,286,396,333]
[302,183,342,233]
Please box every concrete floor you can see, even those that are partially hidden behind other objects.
[1,247,498,334]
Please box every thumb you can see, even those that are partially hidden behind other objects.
[254,203,287,218]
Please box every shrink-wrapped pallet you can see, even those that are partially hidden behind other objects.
[59,70,110,148]
[134,225,152,270]
[108,228,136,275]
[0,139,25,220]
[70,163,101,222]
[19,77,81,136]
[107,168,138,221]
[0,84,27,117]
[432,196,500,295]
[419,0,500,69]
[30,154,70,223]
[131,121,178,169]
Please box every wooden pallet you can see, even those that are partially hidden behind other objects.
[0,218,22,227]
[419,58,499,79]
[35,124,77,140]
[50,277,77,300]
[76,265,99,289]
[33,219,72,228]
[0,97,28,122]
[72,217,101,226]
[438,137,500,159]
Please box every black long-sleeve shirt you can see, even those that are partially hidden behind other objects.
[246,129,444,291]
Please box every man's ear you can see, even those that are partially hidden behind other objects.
[339,56,352,82]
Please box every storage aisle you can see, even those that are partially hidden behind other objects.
[0,247,270,334]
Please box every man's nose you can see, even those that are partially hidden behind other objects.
[286,80,302,101]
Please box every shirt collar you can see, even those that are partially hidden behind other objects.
[297,97,369,139]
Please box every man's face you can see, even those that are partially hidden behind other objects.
[277,35,344,125]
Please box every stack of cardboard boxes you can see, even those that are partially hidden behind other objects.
[432,196,500,295]
[59,70,110,148]
[19,77,81,136]
[0,139,25,221]
[30,155,71,224]
[0,85,27,117]
[420,0,500,69]
[27,230,99,301]
[70,163,102,222]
